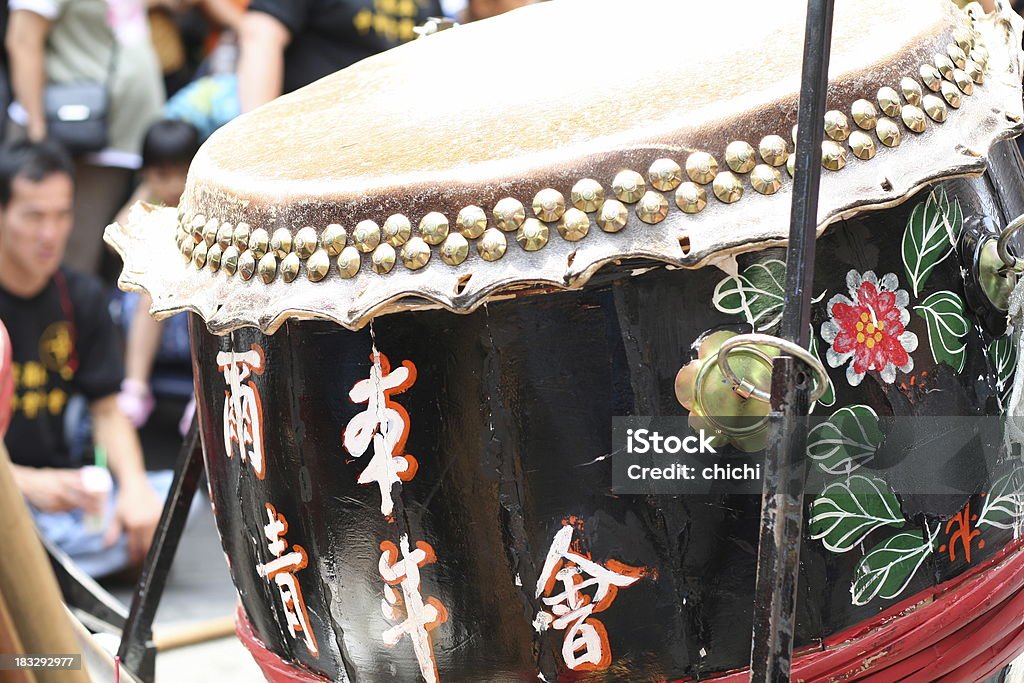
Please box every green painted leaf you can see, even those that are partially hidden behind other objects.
[807,330,836,410]
[809,475,904,552]
[977,467,1024,530]
[850,529,937,606]
[807,405,881,475]
[914,290,970,373]
[989,335,1017,413]
[901,187,964,297]
[712,259,786,332]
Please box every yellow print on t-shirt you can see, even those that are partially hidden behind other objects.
[354,0,430,43]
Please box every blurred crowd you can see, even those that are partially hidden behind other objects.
[0,0,531,580]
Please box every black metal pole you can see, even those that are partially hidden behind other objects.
[749,1,834,681]
[117,418,204,683]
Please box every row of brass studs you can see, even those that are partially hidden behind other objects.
[175,10,987,283]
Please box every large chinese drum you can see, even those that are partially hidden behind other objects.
[108,1,1024,680]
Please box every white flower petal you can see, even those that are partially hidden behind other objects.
[846,363,865,386]
[827,347,852,368]
[898,357,914,373]
[895,289,909,308]
[880,362,896,384]
[846,270,862,296]
[863,270,879,286]
[827,293,853,314]
[821,320,839,343]
[899,330,919,352]
[880,272,898,291]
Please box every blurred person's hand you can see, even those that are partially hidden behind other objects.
[117,378,155,428]
[12,466,106,514]
[105,475,162,564]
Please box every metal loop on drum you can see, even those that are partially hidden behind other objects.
[996,214,1024,273]
[716,333,830,404]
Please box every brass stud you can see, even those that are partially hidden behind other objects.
[493,198,526,231]
[281,252,301,283]
[570,179,605,212]
[222,245,239,275]
[203,218,219,246]
[596,199,629,232]
[675,182,707,213]
[294,227,318,259]
[759,135,788,166]
[612,170,646,203]
[851,100,878,130]
[400,237,431,270]
[948,44,967,69]
[920,64,942,92]
[439,233,469,265]
[952,69,974,95]
[258,253,277,284]
[532,188,566,222]
[636,191,669,224]
[877,87,901,118]
[848,131,877,160]
[557,207,591,240]
[900,77,923,106]
[322,223,347,256]
[353,220,382,252]
[786,155,795,178]
[712,172,743,204]
[901,104,927,133]
[371,243,396,274]
[477,228,507,261]
[970,46,989,69]
[941,81,962,108]
[270,228,293,258]
[454,206,486,239]
[792,125,798,145]
[821,141,847,171]
[516,218,549,251]
[750,165,782,195]
[965,59,984,85]
[337,246,361,278]
[307,249,330,282]
[649,159,684,191]
[823,111,850,142]
[725,141,757,173]
[686,152,719,184]
[207,243,223,272]
[923,94,948,122]
[238,250,256,281]
[233,223,251,251]
[935,53,955,79]
[216,222,233,249]
[190,214,206,241]
[953,27,974,52]
[383,214,413,246]
[876,117,902,147]
[193,240,208,269]
[181,237,195,260]
[419,212,449,245]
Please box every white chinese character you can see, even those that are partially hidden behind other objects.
[217,346,266,479]
[379,534,448,683]
[535,525,644,671]
[256,505,319,657]
[343,352,417,516]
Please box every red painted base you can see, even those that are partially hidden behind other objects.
[237,539,1024,682]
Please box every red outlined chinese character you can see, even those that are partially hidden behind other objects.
[940,501,984,563]
[378,535,448,683]
[256,504,319,657]
[534,524,647,671]
[343,352,418,516]
[217,344,266,479]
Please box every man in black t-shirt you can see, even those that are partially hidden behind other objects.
[237,0,445,112]
[0,140,163,577]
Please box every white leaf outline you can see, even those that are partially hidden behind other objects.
[806,405,880,475]
[901,188,964,297]
[809,474,905,552]
[913,290,970,373]
[989,336,1017,412]
[976,468,1024,530]
[850,527,939,606]
[712,259,786,332]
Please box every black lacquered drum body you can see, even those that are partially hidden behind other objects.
[190,146,1024,682]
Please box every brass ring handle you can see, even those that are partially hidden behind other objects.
[715,333,830,404]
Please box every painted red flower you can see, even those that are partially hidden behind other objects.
[821,271,918,386]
